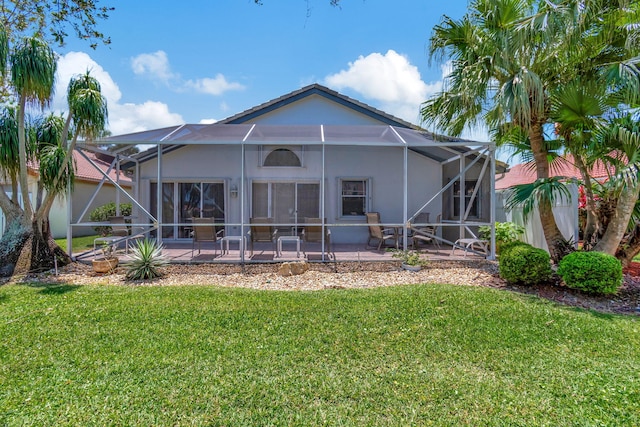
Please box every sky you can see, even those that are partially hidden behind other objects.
[52,0,483,141]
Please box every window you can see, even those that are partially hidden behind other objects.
[453,180,480,218]
[340,179,369,216]
[151,181,225,239]
[263,148,301,167]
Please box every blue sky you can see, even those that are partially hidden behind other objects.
[52,0,477,139]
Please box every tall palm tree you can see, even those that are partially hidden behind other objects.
[423,0,639,261]
[37,70,108,224]
[593,116,640,255]
[539,0,639,255]
[549,78,607,249]
[422,0,568,260]
[10,35,56,225]
[0,107,25,226]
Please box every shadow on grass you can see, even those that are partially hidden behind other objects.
[27,283,82,295]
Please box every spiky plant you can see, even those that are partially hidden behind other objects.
[125,238,168,280]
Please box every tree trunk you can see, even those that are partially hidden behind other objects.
[528,122,566,262]
[574,154,601,249]
[615,223,640,268]
[16,94,33,225]
[0,190,22,226]
[594,178,640,255]
[0,217,71,278]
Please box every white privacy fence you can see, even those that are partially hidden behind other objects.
[495,183,579,251]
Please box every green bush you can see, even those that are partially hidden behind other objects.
[499,243,552,285]
[479,222,525,254]
[125,238,168,280]
[498,240,530,258]
[557,251,622,295]
[90,202,132,236]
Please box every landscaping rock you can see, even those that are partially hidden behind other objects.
[278,261,309,277]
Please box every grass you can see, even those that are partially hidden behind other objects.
[54,234,99,253]
[1,283,638,426]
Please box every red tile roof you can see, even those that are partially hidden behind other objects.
[495,154,615,190]
[25,148,132,187]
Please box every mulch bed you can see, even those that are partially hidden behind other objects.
[487,262,640,316]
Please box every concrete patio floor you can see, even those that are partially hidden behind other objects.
[76,240,489,264]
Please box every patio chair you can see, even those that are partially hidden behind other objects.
[192,217,224,257]
[410,213,441,253]
[94,216,143,256]
[301,218,334,259]
[365,212,399,251]
[248,217,278,256]
[109,216,130,237]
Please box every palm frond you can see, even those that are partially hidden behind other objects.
[505,177,573,222]
[9,36,56,109]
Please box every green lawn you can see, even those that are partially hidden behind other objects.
[1,283,638,426]
[54,234,99,253]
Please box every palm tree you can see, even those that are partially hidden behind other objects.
[541,0,639,255]
[37,70,108,225]
[0,107,26,227]
[422,0,567,260]
[10,35,56,225]
[549,78,607,249]
[593,116,640,255]
[0,36,108,276]
[423,0,639,261]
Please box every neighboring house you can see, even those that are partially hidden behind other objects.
[0,147,133,239]
[495,154,614,250]
[99,84,501,253]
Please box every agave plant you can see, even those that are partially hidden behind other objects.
[125,238,169,280]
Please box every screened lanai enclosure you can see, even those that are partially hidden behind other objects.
[69,124,497,263]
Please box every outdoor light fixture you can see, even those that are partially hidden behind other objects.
[230,185,238,198]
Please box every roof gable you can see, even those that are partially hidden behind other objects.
[220,83,418,128]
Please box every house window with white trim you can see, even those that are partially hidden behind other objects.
[340,179,370,217]
[452,180,480,218]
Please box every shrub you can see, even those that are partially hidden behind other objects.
[125,239,168,280]
[498,240,530,257]
[499,243,553,285]
[90,202,132,236]
[479,222,525,254]
[391,250,429,267]
[557,251,622,295]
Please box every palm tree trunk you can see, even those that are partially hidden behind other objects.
[529,122,566,262]
[0,189,23,226]
[574,154,600,249]
[36,117,75,223]
[615,223,640,267]
[594,179,640,255]
[16,94,32,226]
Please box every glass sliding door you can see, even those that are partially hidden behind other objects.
[251,181,320,233]
[272,183,296,230]
[297,183,320,220]
[150,182,175,239]
[152,181,225,239]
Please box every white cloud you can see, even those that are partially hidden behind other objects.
[54,51,184,135]
[109,101,183,135]
[324,50,441,124]
[184,74,245,96]
[54,51,121,111]
[199,118,217,124]
[131,51,244,96]
[131,50,175,83]
[325,53,491,142]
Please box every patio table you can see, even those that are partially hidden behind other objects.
[277,235,301,258]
